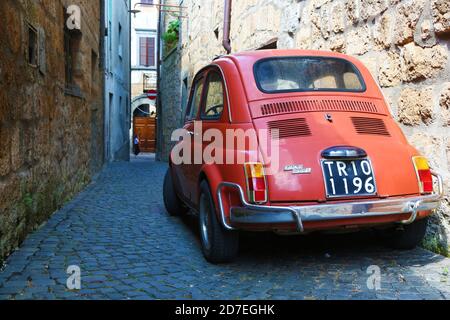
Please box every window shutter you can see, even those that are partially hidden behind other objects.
[139,37,146,66]
[147,38,155,67]
[139,37,156,67]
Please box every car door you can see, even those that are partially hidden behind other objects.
[174,73,206,202]
[189,69,228,205]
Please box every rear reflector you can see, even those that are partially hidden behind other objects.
[244,163,268,204]
[413,156,433,194]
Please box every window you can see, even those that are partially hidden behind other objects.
[141,0,154,4]
[143,73,156,92]
[64,30,81,89]
[186,78,204,121]
[27,24,38,66]
[108,21,112,53]
[214,27,219,40]
[134,104,150,118]
[64,31,73,87]
[139,37,156,67]
[254,57,366,93]
[64,13,82,95]
[201,72,224,120]
[118,23,123,59]
[257,39,278,50]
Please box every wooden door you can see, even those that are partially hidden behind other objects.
[134,117,156,153]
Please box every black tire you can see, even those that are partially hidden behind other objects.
[384,217,429,250]
[198,181,239,263]
[163,168,188,216]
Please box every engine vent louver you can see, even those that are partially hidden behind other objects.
[260,99,379,117]
[268,118,311,140]
[351,117,391,136]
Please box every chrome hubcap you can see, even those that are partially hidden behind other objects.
[200,194,211,251]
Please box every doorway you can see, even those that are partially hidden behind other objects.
[133,104,156,153]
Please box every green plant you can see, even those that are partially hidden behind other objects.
[443,267,449,276]
[23,193,33,210]
[162,20,180,52]
[422,236,449,257]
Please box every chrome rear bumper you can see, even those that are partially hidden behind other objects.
[217,171,443,233]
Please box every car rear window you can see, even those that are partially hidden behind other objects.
[254,57,366,93]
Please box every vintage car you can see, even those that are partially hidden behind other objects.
[163,50,443,263]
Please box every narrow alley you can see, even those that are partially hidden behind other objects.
[1,0,450,304]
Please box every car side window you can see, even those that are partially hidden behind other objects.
[201,72,225,120]
[186,77,204,121]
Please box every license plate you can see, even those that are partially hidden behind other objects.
[321,159,377,198]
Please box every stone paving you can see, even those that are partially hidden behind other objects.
[0,156,449,300]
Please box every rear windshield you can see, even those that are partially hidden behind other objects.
[254,57,365,93]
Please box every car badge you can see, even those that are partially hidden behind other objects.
[284,165,312,174]
[325,113,333,122]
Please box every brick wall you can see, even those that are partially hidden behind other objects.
[0,0,104,260]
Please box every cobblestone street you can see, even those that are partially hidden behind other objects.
[0,156,449,300]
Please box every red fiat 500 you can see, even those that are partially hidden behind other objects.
[163,50,443,263]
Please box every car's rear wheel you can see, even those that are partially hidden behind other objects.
[163,168,188,216]
[199,181,239,263]
[384,217,429,250]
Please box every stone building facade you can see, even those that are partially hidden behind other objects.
[131,0,158,101]
[130,0,159,153]
[159,0,450,252]
[0,0,104,260]
[104,0,131,162]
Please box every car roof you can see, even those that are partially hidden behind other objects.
[222,49,366,71]
[231,49,355,59]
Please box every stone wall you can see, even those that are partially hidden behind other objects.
[157,9,186,161]
[0,0,104,260]
[158,47,184,161]
[161,0,450,252]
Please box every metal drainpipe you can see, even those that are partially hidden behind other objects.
[223,0,232,54]
[156,0,163,160]
[99,0,106,165]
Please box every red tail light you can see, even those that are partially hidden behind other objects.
[413,156,433,194]
[244,163,268,204]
